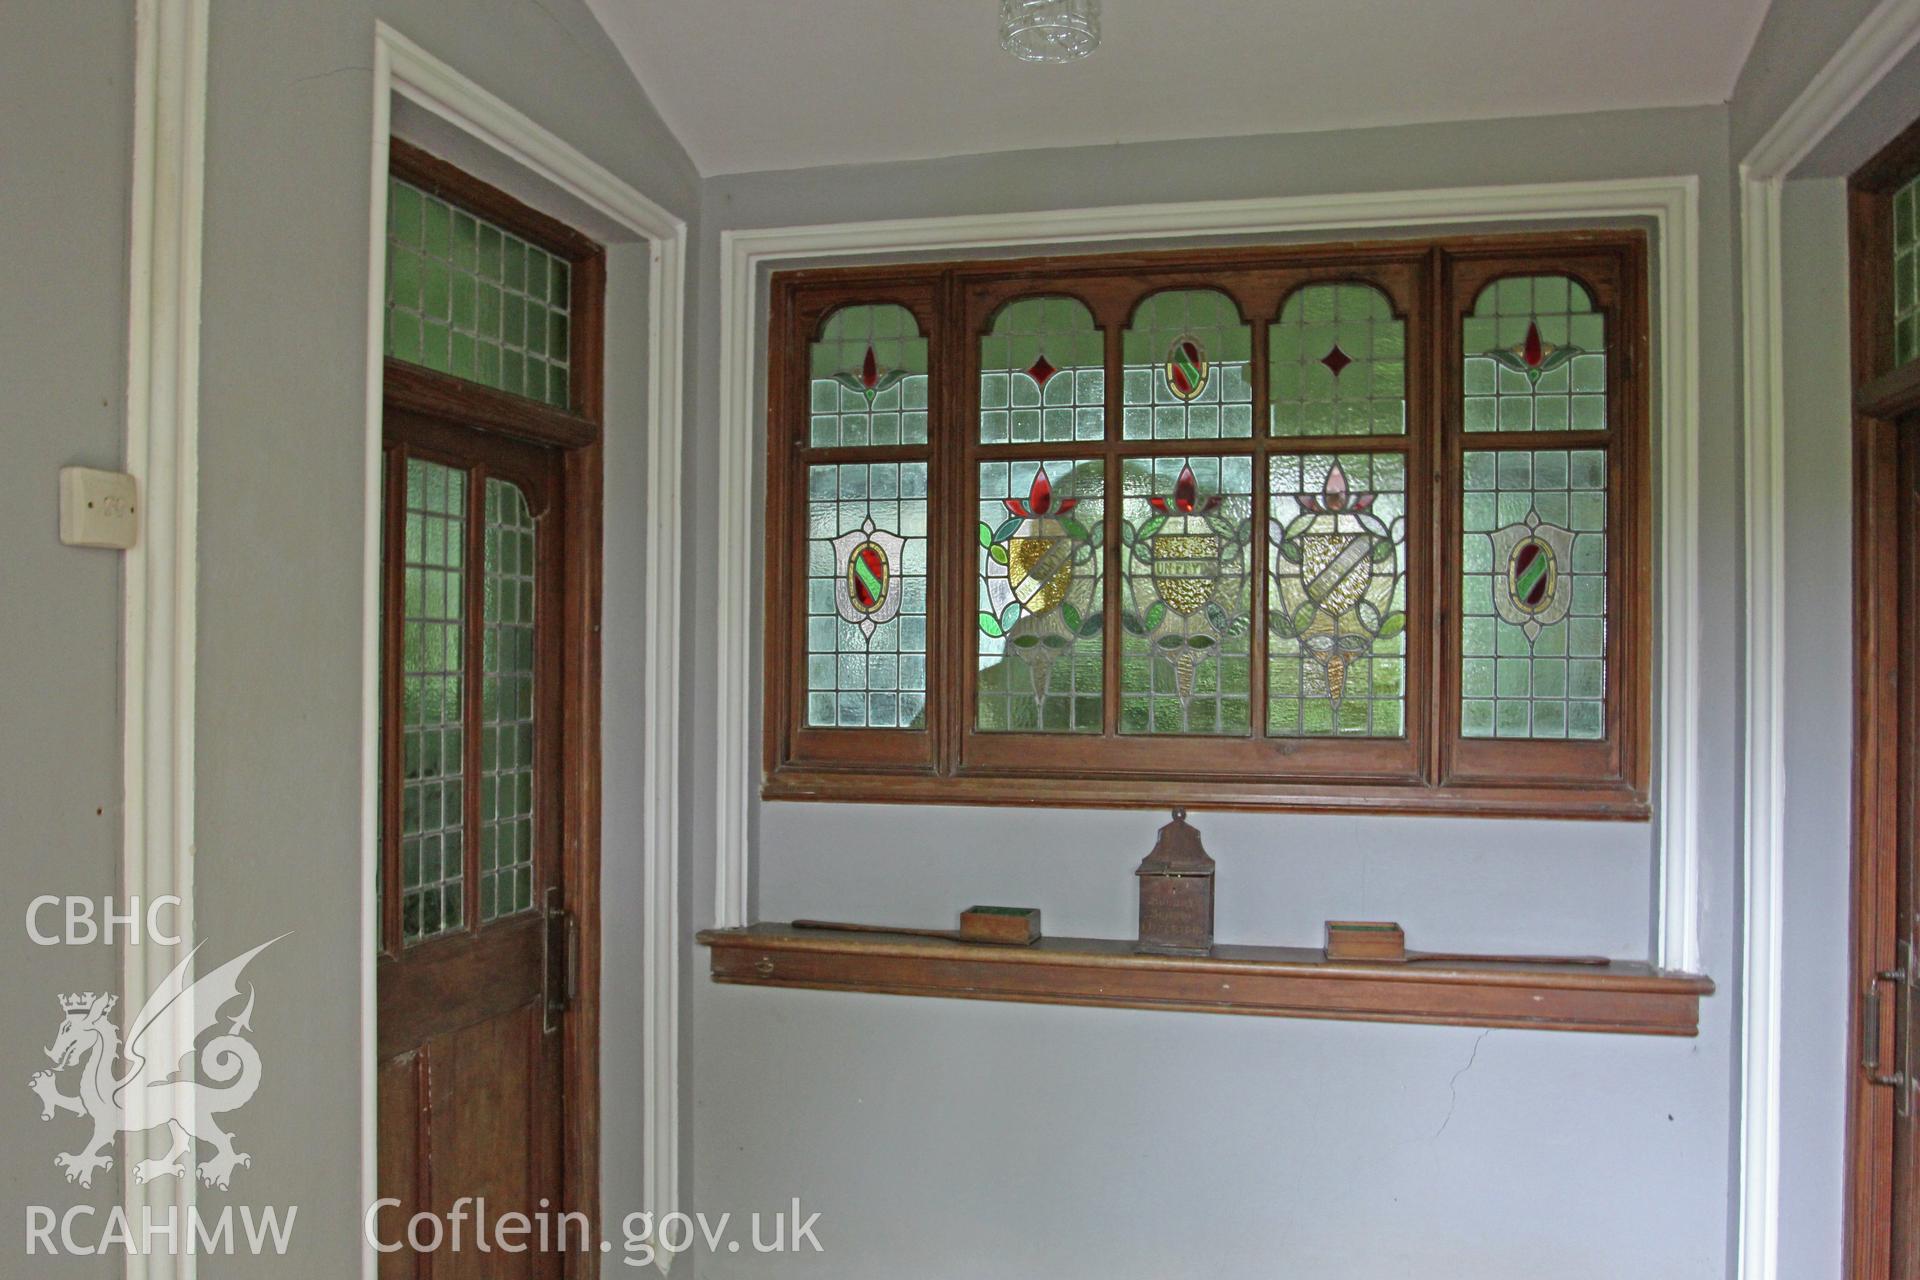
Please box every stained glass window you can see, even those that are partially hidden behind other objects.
[1119,455,1255,734]
[1463,276,1606,433]
[1461,449,1608,739]
[977,460,1105,731]
[1122,290,1253,441]
[1270,284,1406,437]
[1897,173,1919,366]
[1268,453,1408,736]
[400,458,466,944]
[980,296,1105,444]
[385,177,572,408]
[480,478,536,923]
[807,462,929,728]
[810,304,929,447]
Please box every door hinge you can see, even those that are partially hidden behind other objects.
[1864,939,1913,1115]
[543,885,578,1036]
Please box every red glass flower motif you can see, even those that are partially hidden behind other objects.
[1149,464,1225,515]
[860,345,881,390]
[1003,465,1078,519]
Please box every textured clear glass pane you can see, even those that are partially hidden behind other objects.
[1462,275,1606,434]
[401,457,466,944]
[806,461,929,728]
[979,295,1105,444]
[808,304,930,448]
[1268,453,1408,736]
[480,478,537,923]
[1896,175,1920,366]
[977,459,1105,732]
[1461,449,1608,740]
[1118,455,1254,735]
[385,177,574,408]
[1269,284,1406,437]
[1120,290,1253,441]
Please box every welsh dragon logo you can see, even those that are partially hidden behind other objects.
[30,936,283,1190]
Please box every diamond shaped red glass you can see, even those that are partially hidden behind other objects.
[1320,343,1353,378]
[1025,353,1059,387]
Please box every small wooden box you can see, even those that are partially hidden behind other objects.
[1136,809,1215,957]
[1324,920,1408,963]
[959,906,1041,945]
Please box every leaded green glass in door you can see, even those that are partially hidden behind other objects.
[1896,174,1919,365]
[1463,276,1606,433]
[385,176,572,408]
[1461,449,1608,740]
[400,458,466,944]
[480,478,537,922]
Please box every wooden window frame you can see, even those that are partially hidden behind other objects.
[1846,114,1920,1280]
[378,138,608,1275]
[763,231,1651,818]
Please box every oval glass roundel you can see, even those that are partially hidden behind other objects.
[846,540,890,614]
[1507,536,1556,615]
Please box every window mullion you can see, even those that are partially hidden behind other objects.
[462,461,487,935]
[1249,308,1271,739]
[1100,316,1124,739]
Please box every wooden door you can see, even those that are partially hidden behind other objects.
[1894,420,1920,1279]
[376,410,573,1277]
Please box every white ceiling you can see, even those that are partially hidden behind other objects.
[586,0,1772,177]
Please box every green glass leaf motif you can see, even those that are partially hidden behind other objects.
[978,611,1005,638]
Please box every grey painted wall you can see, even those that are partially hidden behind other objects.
[684,104,1743,1277]
[1731,0,1886,161]
[1772,175,1855,1280]
[186,1,692,1274]
[1,5,130,1273]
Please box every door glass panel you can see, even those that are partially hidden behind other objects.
[401,458,466,944]
[1896,173,1918,365]
[385,176,573,408]
[481,478,538,922]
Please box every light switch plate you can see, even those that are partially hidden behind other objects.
[60,467,139,549]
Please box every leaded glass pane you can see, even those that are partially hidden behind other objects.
[977,460,1105,731]
[401,458,466,944]
[1897,174,1919,366]
[480,478,536,923]
[1119,455,1254,734]
[1121,290,1253,441]
[806,461,929,728]
[1462,276,1606,433]
[809,304,929,448]
[1268,453,1408,736]
[979,296,1105,444]
[385,177,573,408]
[1461,449,1608,740]
[1269,284,1406,437]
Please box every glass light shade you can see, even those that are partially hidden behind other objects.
[999,0,1101,63]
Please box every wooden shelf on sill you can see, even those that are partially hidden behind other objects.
[698,924,1714,1037]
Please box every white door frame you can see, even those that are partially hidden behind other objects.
[1737,6,1920,1278]
[358,23,687,1278]
[713,177,1704,976]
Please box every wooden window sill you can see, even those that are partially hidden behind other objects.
[698,924,1713,1037]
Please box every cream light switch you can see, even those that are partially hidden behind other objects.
[59,467,139,550]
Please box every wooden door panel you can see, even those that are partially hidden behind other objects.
[378,1052,423,1280]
